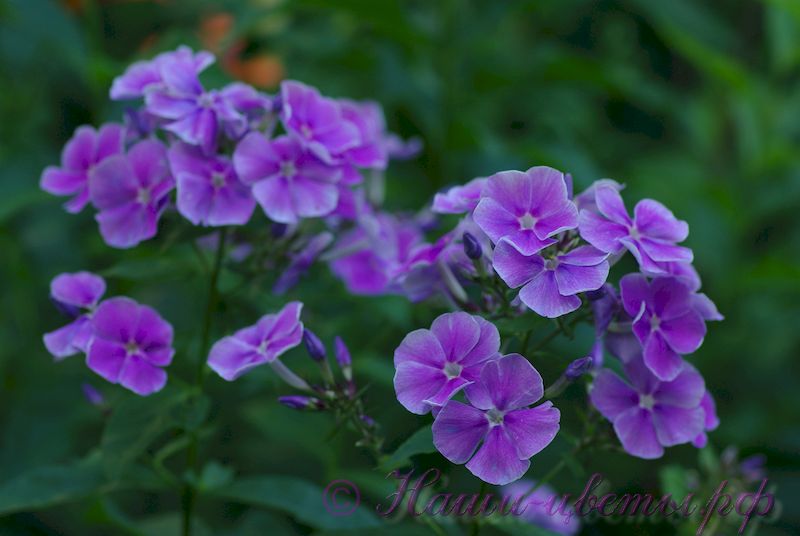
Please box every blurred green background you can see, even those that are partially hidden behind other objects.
[1,0,799,534]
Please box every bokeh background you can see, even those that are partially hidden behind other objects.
[1,0,799,535]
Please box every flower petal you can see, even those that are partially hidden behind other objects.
[613,407,663,459]
[590,369,638,420]
[466,426,530,485]
[492,240,544,288]
[118,355,168,396]
[466,354,543,411]
[634,199,689,242]
[519,271,581,318]
[643,332,685,382]
[652,405,705,447]
[431,312,481,362]
[394,361,446,415]
[503,402,560,459]
[432,400,489,464]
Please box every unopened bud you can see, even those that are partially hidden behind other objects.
[334,336,353,382]
[303,329,326,362]
[462,232,483,260]
[564,356,593,380]
[278,395,324,411]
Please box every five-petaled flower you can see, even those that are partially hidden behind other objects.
[432,354,560,485]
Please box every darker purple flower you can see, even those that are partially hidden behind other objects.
[493,241,609,318]
[394,312,501,414]
[693,391,720,448]
[110,46,214,101]
[89,139,174,249]
[40,124,125,213]
[43,272,106,360]
[233,133,342,224]
[502,480,579,535]
[432,177,487,214]
[87,297,174,396]
[590,355,705,459]
[432,354,560,485]
[167,142,255,226]
[278,395,324,411]
[280,80,360,164]
[578,184,692,274]
[273,232,333,294]
[620,274,707,381]
[207,302,304,381]
[473,167,578,256]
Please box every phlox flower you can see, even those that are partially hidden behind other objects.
[40,124,125,213]
[432,354,560,485]
[43,272,106,359]
[339,99,389,169]
[432,177,487,214]
[693,391,720,448]
[87,297,174,396]
[502,480,580,535]
[88,139,174,249]
[394,312,500,414]
[590,354,706,459]
[110,46,214,101]
[473,166,578,256]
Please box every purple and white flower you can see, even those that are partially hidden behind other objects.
[43,272,106,360]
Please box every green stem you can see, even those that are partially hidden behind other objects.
[182,228,228,536]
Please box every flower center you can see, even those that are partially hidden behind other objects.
[198,92,215,109]
[125,341,140,355]
[544,258,560,271]
[650,315,661,331]
[629,226,641,240]
[257,340,269,354]
[443,361,463,379]
[519,213,537,230]
[280,160,297,179]
[486,408,505,426]
[211,172,226,189]
[639,394,655,410]
[300,124,313,139]
[136,188,151,204]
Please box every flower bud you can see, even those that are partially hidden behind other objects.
[271,222,288,238]
[303,329,326,362]
[564,356,593,380]
[462,232,483,260]
[278,395,324,411]
[81,383,104,406]
[334,336,353,382]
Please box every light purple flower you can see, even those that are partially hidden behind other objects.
[620,274,707,381]
[233,133,342,224]
[339,99,389,169]
[167,142,255,226]
[40,124,125,213]
[110,46,214,101]
[578,185,692,274]
[590,355,705,459]
[502,480,579,535]
[473,167,578,256]
[394,312,501,414]
[573,178,623,212]
[432,177,487,214]
[87,297,174,396]
[432,354,560,485]
[207,302,304,381]
[43,272,106,360]
[280,80,360,164]
[493,241,609,318]
[693,391,720,448]
[273,232,334,294]
[89,139,174,249]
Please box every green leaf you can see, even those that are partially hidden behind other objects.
[380,427,436,471]
[211,475,380,530]
[0,453,106,515]
[100,387,191,478]
[196,461,235,492]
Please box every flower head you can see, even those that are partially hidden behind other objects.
[493,242,609,318]
[280,80,360,164]
[432,354,560,485]
[110,46,214,101]
[43,272,106,360]
[234,133,342,224]
[167,142,255,226]
[207,302,304,381]
[87,297,174,396]
[40,124,125,213]
[620,274,707,381]
[590,354,706,459]
[89,139,174,249]
[473,167,577,255]
[578,184,692,274]
[394,312,501,415]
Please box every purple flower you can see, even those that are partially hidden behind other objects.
[588,283,622,367]
[394,312,501,414]
[233,133,342,224]
[40,124,125,213]
[573,179,623,212]
[590,355,705,459]
[89,139,174,249]
[432,177,487,214]
[339,99,389,169]
[620,274,707,381]
[383,133,423,160]
[280,80,360,164]
[578,185,692,274]
[87,297,174,396]
[43,272,106,360]
[473,167,578,256]
[273,231,334,294]
[167,142,255,226]
[110,46,215,101]
[218,82,275,139]
[432,354,560,485]
[207,302,304,381]
[502,480,579,535]
[693,391,720,448]
[493,241,609,318]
